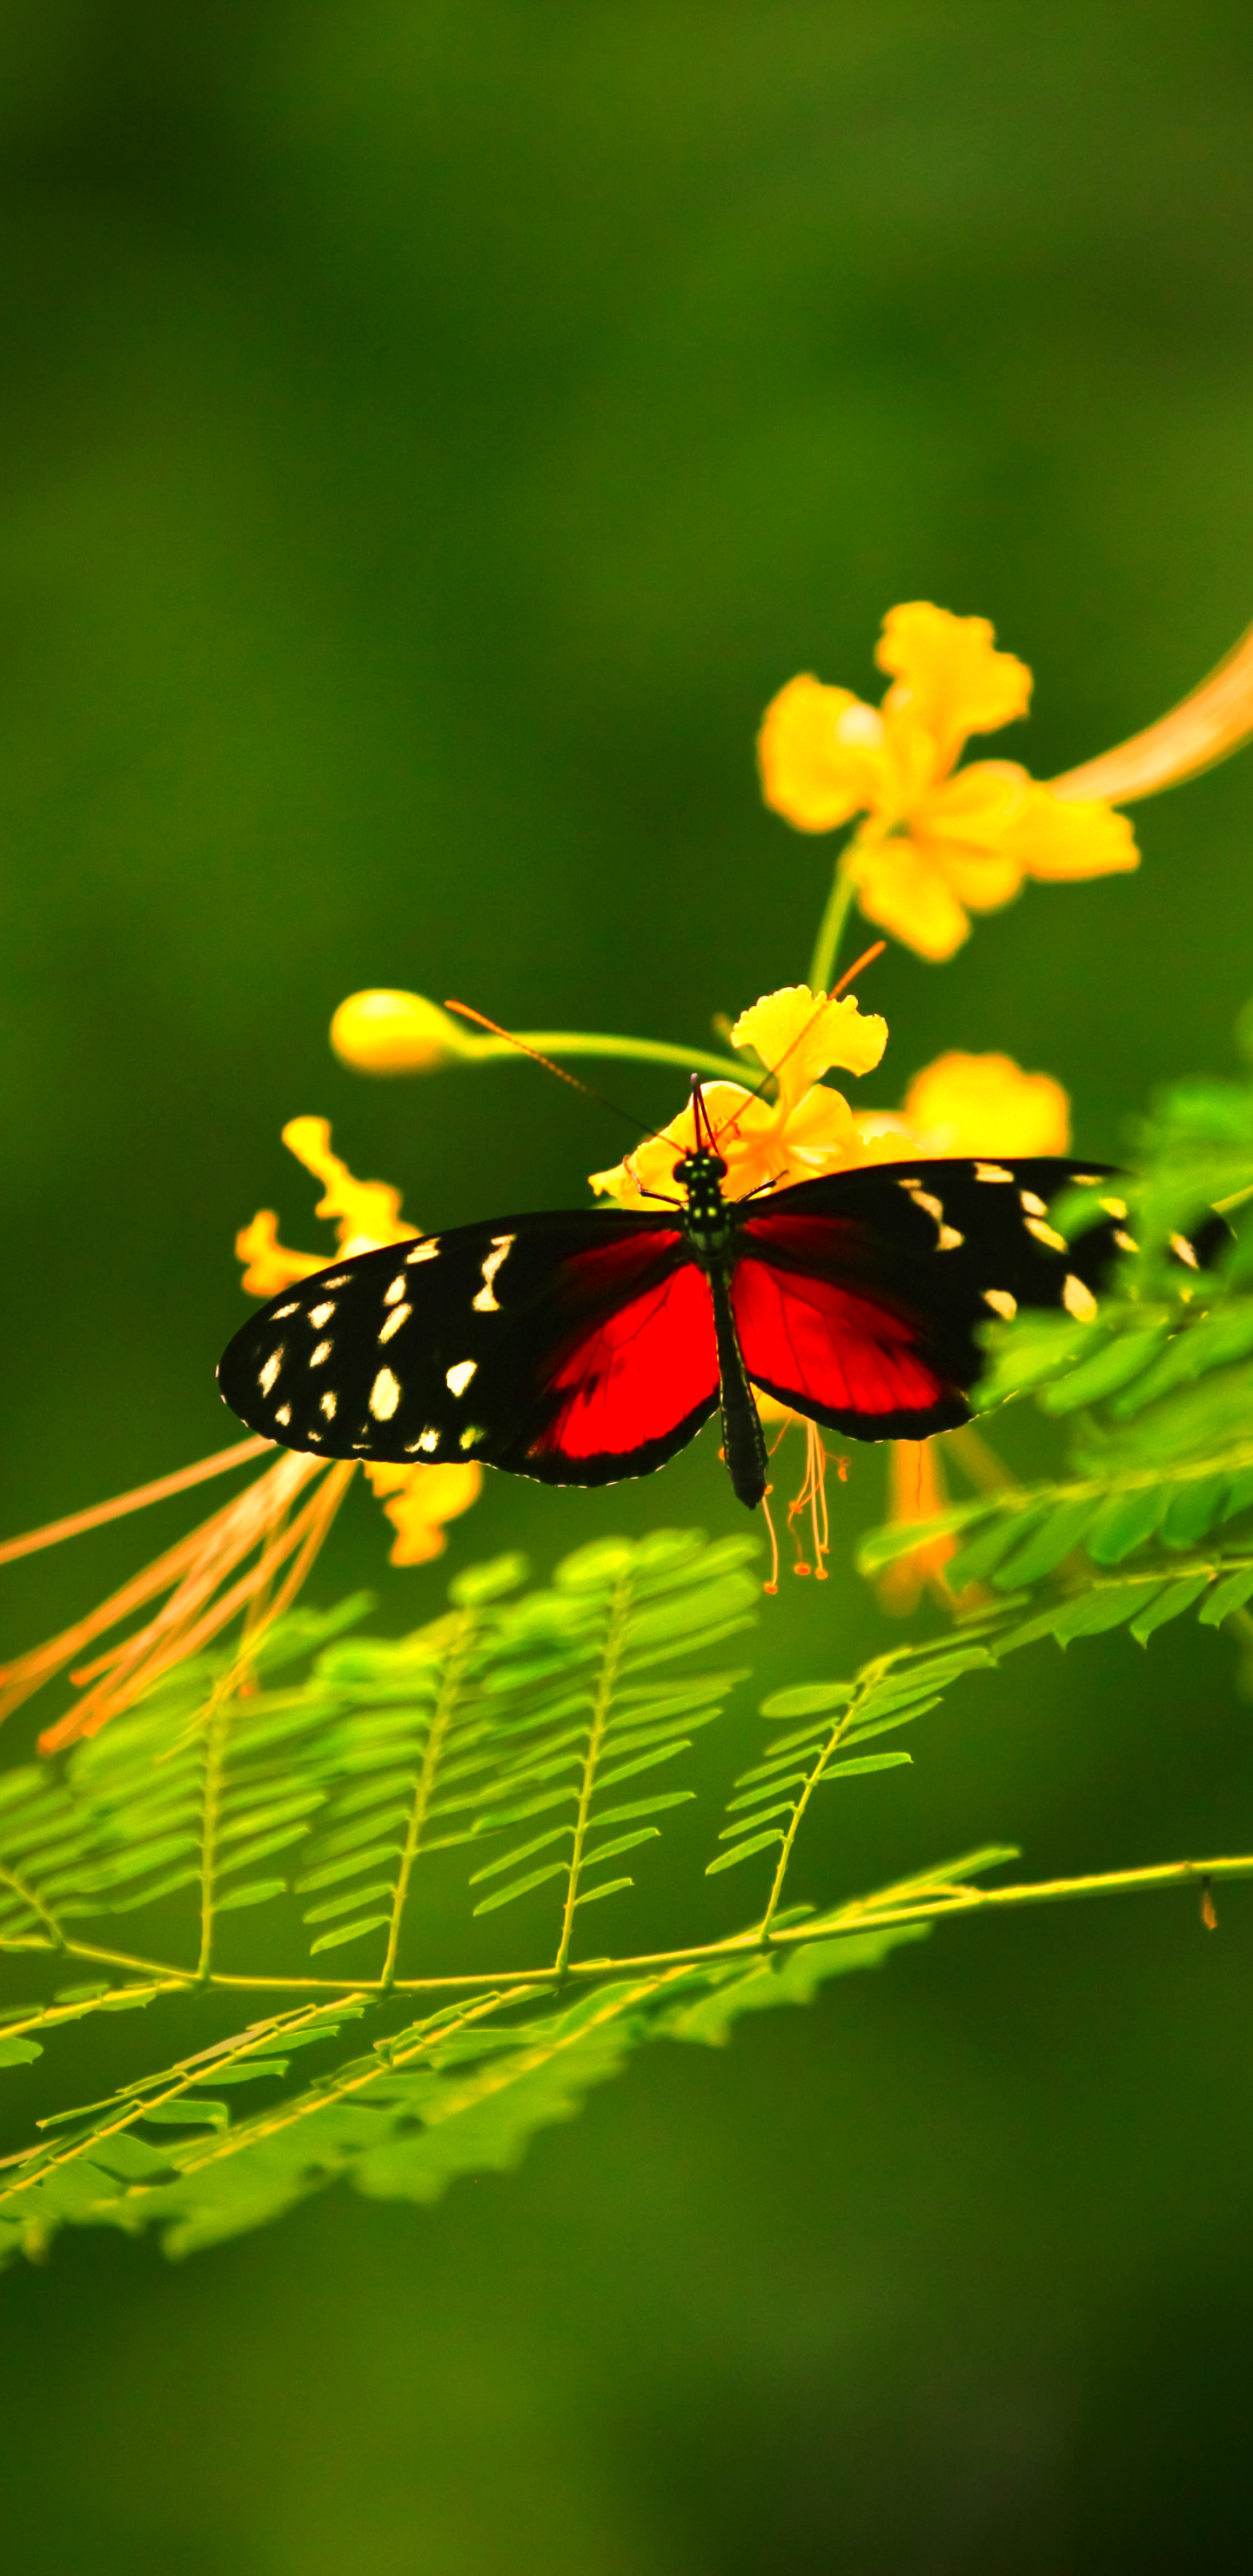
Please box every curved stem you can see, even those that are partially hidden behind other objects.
[480,1030,742,1085]
[807,850,859,995]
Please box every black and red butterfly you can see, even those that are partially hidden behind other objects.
[217,1082,1136,1511]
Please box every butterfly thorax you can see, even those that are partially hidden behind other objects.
[673,1149,736,1267]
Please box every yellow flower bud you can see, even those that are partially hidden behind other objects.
[330,989,472,1074]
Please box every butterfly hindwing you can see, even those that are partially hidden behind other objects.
[731,1157,1122,1439]
[217,1209,719,1485]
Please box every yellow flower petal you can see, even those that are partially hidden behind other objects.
[757,674,888,832]
[876,602,1031,773]
[901,1051,1071,1157]
[234,1211,332,1298]
[281,1116,419,1256]
[853,837,974,962]
[238,1121,421,1299]
[364,1461,482,1566]
[730,983,888,1097]
[1002,783,1140,882]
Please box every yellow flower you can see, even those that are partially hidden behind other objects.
[237,1119,482,1568]
[590,983,890,1205]
[759,601,1138,960]
[857,1049,1071,1163]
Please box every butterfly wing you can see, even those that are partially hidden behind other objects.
[730,1157,1123,1439]
[217,1210,720,1486]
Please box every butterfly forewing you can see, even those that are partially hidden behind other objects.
[217,1210,717,1483]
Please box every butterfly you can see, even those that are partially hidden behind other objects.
[216,1097,1141,1511]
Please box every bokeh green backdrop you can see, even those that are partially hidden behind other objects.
[2,3,1253,2568]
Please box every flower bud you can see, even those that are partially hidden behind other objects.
[330,989,471,1073]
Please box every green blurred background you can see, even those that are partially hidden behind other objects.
[3,2,1253,2566]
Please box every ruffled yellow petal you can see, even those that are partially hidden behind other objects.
[1002,783,1140,882]
[234,1212,332,1298]
[767,1083,862,1177]
[853,836,973,962]
[364,1461,482,1566]
[901,1051,1071,1157]
[281,1116,419,1257]
[876,602,1031,773]
[730,983,888,1097]
[757,674,888,832]
[238,1120,421,1299]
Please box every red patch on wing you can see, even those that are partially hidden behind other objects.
[731,1244,948,1424]
[531,1258,717,1462]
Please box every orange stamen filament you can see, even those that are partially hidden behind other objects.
[786,1420,833,1580]
[0,1435,273,1570]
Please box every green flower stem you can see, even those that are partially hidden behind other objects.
[470,1030,742,1085]
[807,849,860,994]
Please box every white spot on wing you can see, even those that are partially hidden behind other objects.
[446,1358,478,1397]
[1169,1231,1200,1270]
[369,1367,402,1420]
[1100,1195,1128,1219]
[274,1404,291,1426]
[1019,1190,1049,1218]
[259,1348,284,1397]
[320,1390,338,1419]
[982,1288,1017,1319]
[407,1238,440,1265]
[472,1231,516,1313]
[308,1301,337,1328]
[379,1303,411,1343]
[1114,1228,1139,1253]
[975,1163,1013,1184]
[318,1274,352,1290]
[909,1188,944,1224]
[1062,1274,1098,1322]
[1025,1217,1068,1252]
[384,1274,408,1305]
[459,1425,484,1450]
[413,1427,440,1452]
[937,1224,964,1251]
[271,1303,298,1320]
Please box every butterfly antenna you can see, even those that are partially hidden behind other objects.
[444,1001,673,1146]
[711,943,888,1147]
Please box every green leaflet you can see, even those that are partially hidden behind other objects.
[0,2036,42,2067]
[660,1927,930,2046]
[1130,1575,1214,1642]
[1038,1325,1172,1415]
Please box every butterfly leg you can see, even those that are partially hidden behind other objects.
[710,1271,767,1509]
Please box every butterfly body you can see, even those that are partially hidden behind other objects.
[218,1152,1130,1511]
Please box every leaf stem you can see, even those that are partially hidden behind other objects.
[757,1708,857,1940]
[378,1606,476,1987]
[553,1572,631,1974]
